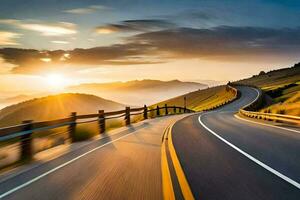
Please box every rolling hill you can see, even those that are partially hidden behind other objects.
[67,79,207,106]
[236,62,300,116]
[0,95,33,109]
[152,85,236,112]
[0,93,125,128]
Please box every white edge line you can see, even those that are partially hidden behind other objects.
[238,87,300,134]
[0,131,136,199]
[244,87,260,108]
[235,114,300,134]
[198,114,300,189]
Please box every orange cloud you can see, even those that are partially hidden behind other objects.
[51,40,70,44]
[95,26,120,34]
[0,19,77,36]
[1,26,300,75]
[0,31,21,46]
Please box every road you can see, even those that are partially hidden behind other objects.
[0,114,188,200]
[171,86,300,199]
[0,86,299,200]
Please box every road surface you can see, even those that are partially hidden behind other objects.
[0,86,299,200]
[171,86,300,199]
[0,115,188,200]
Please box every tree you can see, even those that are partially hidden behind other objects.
[259,71,266,75]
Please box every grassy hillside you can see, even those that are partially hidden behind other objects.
[236,63,300,116]
[67,79,207,106]
[0,93,125,127]
[152,85,236,112]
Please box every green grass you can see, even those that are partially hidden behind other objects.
[151,85,236,112]
[237,64,300,116]
[237,66,300,89]
[261,92,300,116]
[73,128,95,142]
[260,82,300,116]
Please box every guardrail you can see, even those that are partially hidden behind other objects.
[202,84,240,111]
[231,83,300,125]
[0,104,194,161]
[239,110,300,125]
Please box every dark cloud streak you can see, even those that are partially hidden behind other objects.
[95,19,175,33]
[1,26,300,74]
[132,26,300,58]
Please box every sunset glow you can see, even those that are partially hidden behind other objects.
[45,74,67,90]
[0,0,299,99]
[0,2,299,198]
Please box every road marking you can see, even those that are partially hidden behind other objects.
[243,87,260,108]
[237,87,300,134]
[161,125,175,200]
[198,114,300,189]
[235,114,300,134]
[168,124,195,200]
[0,131,137,199]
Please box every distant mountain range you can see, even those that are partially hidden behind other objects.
[0,94,32,105]
[67,79,207,106]
[0,93,125,127]
[0,79,207,127]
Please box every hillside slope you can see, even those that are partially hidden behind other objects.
[67,79,207,106]
[0,93,125,127]
[152,85,236,112]
[236,63,300,89]
[236,63,300,116]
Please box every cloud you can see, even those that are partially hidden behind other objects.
[63,5,109,14]
[161,9,217,21]
[95,19,175,34]
[1,26,300,74]
[0,31,21,46]
[130,26,300,60]
[0,19,20,26]
[0,19,77,36]
[0,43,158,74]
[51,40,69,44]
[20,22,76,36]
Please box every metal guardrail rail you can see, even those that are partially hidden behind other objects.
[0,104,194,161]
[232,83,300,125]
[239,110,300,124]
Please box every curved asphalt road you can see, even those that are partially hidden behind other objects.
[0,114,188,200]
[0,86,299,200]
[172,86,300,199]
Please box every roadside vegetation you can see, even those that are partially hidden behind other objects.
[236,62,300,116]
[151,85,236,112]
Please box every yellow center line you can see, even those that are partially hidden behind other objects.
[161,125,175,200]
[168,123,195,200]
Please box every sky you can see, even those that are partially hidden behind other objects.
[0,0,300,96]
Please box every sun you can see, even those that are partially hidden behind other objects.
[45,74,66,90]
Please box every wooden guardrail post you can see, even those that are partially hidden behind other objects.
[20,120,33,161]
[68,112,77,142]
[173,106,176,114]
[165,104,168,115]
[179,107,181,113]
[125,107,131,125]
[143,105,148,120]
[156,105,160,116]
[184,106,187,113]
[98,110,105,134]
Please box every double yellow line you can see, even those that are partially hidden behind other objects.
[161,123,195,200]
